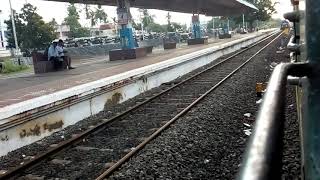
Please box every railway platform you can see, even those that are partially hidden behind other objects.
[0,29,276,157]
[0,31,271,108]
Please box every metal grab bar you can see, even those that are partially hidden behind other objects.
[237,63,309,180]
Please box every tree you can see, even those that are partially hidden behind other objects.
[5,11,24,49]
[207,17,224,29]
[166,12,176,32]
[84,4,108,27]
[231,0,276,28]
[49,18,58,27]
[132,20,141,30]
[95,5,108,24]
[171,22,183,32]
[64,3,90,38]
[148,22,166,32]
[5,3,55,52]
[140,9,155,29]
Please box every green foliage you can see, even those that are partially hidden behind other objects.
[132,21,142,30]
[85,4,108,27]
[172,22,183,31]
[5,3,55,52]
[49,18,58,27]
[148,23,166,32]
[207,17,226,29]
[95,5,108,23]
[0,60,29,74]
[136,10,185,33]
[166,12,173,32]
[252,0,276,21]
[140,9,155,28]
[64,3,90,38]
[167,22,184,32]
[5,13,24,48]
[259,18,282,29]
[231,0,276,28]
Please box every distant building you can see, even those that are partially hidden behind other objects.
[90,27,101,37]
[90,23,117,37]
[54,24,70,40]
[54,23,117,39]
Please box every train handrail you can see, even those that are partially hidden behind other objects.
[237,62,309,180]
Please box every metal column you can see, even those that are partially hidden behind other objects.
[116,0,135,49]
[303,0,320,179]
[191,14,202,39]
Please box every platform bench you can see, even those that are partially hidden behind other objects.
[32,52,67,74]
[163,42,177,49]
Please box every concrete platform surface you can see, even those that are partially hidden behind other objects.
[0,32,269,109]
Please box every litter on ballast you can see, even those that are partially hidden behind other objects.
[244,129,252,136]
[256,99,262,104]
[244,113,251,118]
[243,123,251,128]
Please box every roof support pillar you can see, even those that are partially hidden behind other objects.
[116,0,136,49]
[191,13,202,39]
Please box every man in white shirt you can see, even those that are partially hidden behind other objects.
[47,42,58,61]
[48,41,64,70]
[57,39,74,69]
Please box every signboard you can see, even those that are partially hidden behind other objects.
[192,15,199,23]
[117,9,129,25]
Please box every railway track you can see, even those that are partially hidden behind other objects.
[0,32,281,180]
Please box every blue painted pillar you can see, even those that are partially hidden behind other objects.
[117,0,135,49]
[191,14,202,39]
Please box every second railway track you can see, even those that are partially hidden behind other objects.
[1,32,281,180]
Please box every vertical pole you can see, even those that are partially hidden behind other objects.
[140,9,144,40]
[242,14,245,29]
[59,25,63,39]
[212,17,215,38]
[0,10,5,48]
[304,0,320,179]
[212,17,215,29]
[9,0,19,51]
[227,18,230,32]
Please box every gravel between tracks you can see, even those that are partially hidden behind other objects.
[109,36,301,179]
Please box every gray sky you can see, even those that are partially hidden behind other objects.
[0,0,292,27]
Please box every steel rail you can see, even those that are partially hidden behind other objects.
[0,32,279,180]
[95,33,283,179]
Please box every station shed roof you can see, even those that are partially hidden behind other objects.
[46,0,258,16]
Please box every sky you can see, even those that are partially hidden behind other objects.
[0,0,292,28]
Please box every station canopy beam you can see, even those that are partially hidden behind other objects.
[45,0,258,16]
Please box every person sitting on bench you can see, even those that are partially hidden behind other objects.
[48,41,62,70]
[57,39,74,69]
